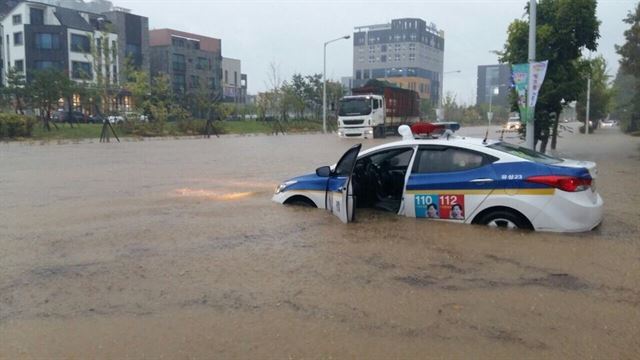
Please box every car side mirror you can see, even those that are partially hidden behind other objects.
[316,166,331,177]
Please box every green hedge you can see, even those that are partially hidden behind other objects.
[0,113,35,139]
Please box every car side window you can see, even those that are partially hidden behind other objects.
[412,146,496,173]
[362,147,414,167]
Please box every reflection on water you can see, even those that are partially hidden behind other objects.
[174,188,255,201]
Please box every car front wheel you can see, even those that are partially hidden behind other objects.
[475,209,533,230]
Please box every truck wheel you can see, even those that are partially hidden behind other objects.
[373,125,385,139]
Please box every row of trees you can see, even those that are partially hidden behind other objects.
[256,63,343,123]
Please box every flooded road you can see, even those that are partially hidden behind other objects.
[1,126,639,358]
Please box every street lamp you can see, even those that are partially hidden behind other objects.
[487,84,508,127]
[437,70,461,121]
[323,34,350,134]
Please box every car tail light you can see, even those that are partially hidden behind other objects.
[526,175,592,192]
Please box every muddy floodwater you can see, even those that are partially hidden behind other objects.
[1,126,639,358]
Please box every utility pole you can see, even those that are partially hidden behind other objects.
[526,0,537,150]
[586,78,591,135]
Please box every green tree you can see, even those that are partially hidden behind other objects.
[575,56,612,127]
[501,0,600,152]
[610,68,637,130]
[615,2,640,132]
[3,67,27,114]
[29,68,74,131]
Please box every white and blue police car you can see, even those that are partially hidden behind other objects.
[272,125,603,232]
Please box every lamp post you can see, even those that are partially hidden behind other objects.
[487,84,507,127]
[437,70,461,121]
[323,34,350,134]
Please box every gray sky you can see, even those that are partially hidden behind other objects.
[114,0,636,105]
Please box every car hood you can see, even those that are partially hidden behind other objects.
[281,173,329,192]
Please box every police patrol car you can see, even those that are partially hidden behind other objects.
[272,125,603,232]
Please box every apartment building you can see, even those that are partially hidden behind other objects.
[149,28,222,98]
[0,1,118,85]
[352,18,444,104]
[103,7,149,83]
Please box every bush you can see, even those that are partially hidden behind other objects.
[0,113,35,139]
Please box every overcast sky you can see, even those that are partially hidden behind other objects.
[113,0,636,105]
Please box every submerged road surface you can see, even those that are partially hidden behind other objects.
[1,126,639,358]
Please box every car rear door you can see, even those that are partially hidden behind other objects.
[326,144,362,223]
[404,145,498,221]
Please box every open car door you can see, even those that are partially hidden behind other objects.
[326,144,362,223]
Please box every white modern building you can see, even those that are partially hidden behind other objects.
[0,1,119,86]
[221,56,247,103]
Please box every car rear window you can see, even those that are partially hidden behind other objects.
[488,142,562,164]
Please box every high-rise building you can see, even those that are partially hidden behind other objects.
[149,28,222,98]
[476,64,511,107]
[352,18,444,104]
[103,7,149,84]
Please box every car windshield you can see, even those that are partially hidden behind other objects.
[488,142,562,164]
[339,98,371,116]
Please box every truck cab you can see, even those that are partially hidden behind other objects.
[337,95,385,139]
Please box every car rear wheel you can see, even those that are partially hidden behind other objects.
[475,209,532,230]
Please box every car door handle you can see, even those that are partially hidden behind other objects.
[470,178,494,183]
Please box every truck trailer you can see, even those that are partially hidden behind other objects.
[337,80,420,139]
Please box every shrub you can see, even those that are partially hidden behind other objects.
[0,113,35,139]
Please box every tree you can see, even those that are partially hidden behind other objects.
[575,56,612,128]
[615,2,640,132]
[610,68,638,131]
[3,67,27,114]
[29,68,73,131]
[501,0,600,152]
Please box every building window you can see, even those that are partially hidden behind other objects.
[13,32,23,46]
[409,43,416,51]
[30,8,44,25]
[172,53,185,72]
[363,70,370,79]
[368,55,375,63]
[71,34,90,52]
[14,60,24,72]
[72,61,92,79]
[12,15,22,25]
[35,33,60,50]
[234,71,237,86]
[34,61,62,70]
[409,53,415,62]
[196,57,208,70]
[126,43,142,66]
[113,65,118,83]
[395,53,400,62]
[381,44,387,52]
[173,74,186,93]
[224,70,228,84]
[355,70,361,80]
[380,55,387,63]
[190,75,199,88]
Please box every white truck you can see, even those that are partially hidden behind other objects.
[337,81,421,139]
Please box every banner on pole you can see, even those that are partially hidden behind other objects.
[511,63,530,123]
[511,61,548,124]
[528,60,548,108]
